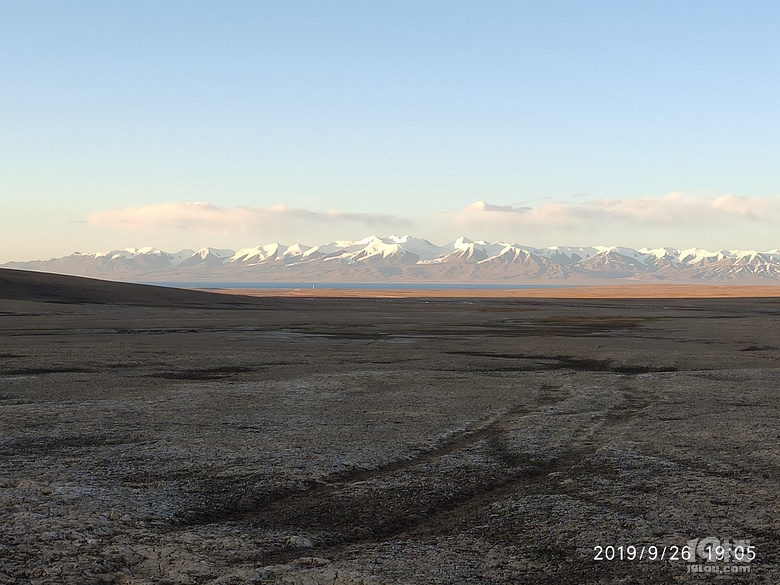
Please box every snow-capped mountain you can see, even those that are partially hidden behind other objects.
[177,247,235,268]
[3,236,780,283]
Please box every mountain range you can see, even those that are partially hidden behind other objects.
[4,235,780,284]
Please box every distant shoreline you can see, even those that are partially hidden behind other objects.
[210,284,780,299]
[144,281,575,290]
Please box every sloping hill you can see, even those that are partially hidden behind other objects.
[0,268,258,307]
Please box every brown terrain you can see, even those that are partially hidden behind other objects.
[221,284,780,299]
[0,268,778,584]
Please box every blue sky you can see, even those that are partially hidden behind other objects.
[2,1,779,261]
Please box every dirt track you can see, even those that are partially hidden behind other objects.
[0,271,778,583]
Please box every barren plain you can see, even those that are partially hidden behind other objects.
[0,269,778,584]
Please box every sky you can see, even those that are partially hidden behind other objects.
[2,0,780,262]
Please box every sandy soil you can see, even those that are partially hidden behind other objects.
[0,270,778,583]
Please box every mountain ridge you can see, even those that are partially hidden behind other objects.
[4,235,780,283]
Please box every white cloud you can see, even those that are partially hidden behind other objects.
[464,201,531,213]
[710,194,774,219]
[84,194,779,252]
[454,193,779,227]
[88,202,407,232]
[458,199,587,226]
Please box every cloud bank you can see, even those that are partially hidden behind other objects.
[86,193,779,251]
[88,202,407,232]
[457,193,778,227]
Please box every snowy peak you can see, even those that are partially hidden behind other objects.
[4,236,780,282]
[178,247,235,267]
[196,247,234,259]
[93,247,166,260]
[231,243,311,264]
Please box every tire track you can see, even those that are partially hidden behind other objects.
[185,385,656,568]
[182,384,571,527]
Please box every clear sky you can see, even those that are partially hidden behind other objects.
[2,0,779,261]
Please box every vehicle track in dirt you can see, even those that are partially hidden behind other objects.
[182,383,571,526]
[192,383,656,568]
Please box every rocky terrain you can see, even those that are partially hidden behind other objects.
[0,269,778,583]
[4,235,780,284]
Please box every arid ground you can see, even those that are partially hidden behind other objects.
[219,284,780,299]
[1,270,778,584]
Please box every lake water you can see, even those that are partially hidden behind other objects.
[142,282,574,290]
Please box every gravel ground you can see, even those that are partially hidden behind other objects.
[0,276,778,583]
